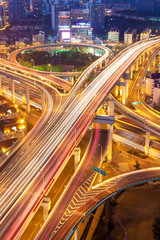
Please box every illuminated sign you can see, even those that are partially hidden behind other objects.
[61,31,70,40]
[60,16,70,19]
[76,23,90,26]
[59,26,70,31]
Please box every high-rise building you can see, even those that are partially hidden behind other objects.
[31,0,43,17]
[87,0,105,32]
[108,28,120,43]
[124,28,137,45]
[51,0,105,33]
[0,1,9,29]
[70,9,92,42]
[58,11,71,42]
[51,4,70,31]
[140,28,151,40]
[51,0,80,31]
[58,8,92,42]
[8,0,44,23]
[8,0,23,23]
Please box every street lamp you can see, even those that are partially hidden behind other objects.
[48,64,51,72]
[31,59,34,68]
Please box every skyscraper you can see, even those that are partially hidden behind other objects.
[31,0,43,17]
[0,1,9,29]
[8,0,23,23]
[87,0,105,32]
[8,0,44,23]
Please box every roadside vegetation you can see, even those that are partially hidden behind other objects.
[17,48,99,72]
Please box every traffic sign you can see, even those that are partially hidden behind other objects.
[93,166,100,173]
[100,170,106,176]
[93,167,106,176]
[133,101,141,105]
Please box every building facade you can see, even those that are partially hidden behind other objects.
[140,28,151,40]
[124,27,137,45]
[108,28,120,43]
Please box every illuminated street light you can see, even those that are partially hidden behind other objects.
[48,64,51,72]
[2,148,6,153]
[19,119,24,124]
[31,59,35,68]
[7,109,12,114]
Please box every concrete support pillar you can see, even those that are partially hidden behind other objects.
[71,76,74,84]
[141,54,144,63]
[135,60,139,71]
[115,85,119,96]
[130,66,134,79]
[0,75,2,95]
[145,131,150,156]
[122,79,129,105]
[11,79,15,104]
[99,62,102,69]
[108,124,113,162]
[42,196,51,221]
[122,85,126,105]
[119,86,123,96]
[22,93,26,104]
[73,147,81,171]
[148,63,151,72]
[153,56,156,67]
[108,99,114,116]
[144,52,146,60]
[26,85,30,113]
[108,99,114,162]
[120,78,127,105]
[139,56,142,65]
[125,80,129,99]
[74,227,78,240]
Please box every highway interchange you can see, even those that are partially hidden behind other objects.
[1,39,160,240]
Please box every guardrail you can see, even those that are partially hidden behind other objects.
[67,176,160,240]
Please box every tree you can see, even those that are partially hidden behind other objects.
[152,217,160,240]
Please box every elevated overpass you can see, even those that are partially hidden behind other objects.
[1,38,160,240]
[9,43,111,81]
[110,45,160,139]
[33,38,160,240]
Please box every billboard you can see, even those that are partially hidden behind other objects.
[60,31,71,42]
[62,31,70,39]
